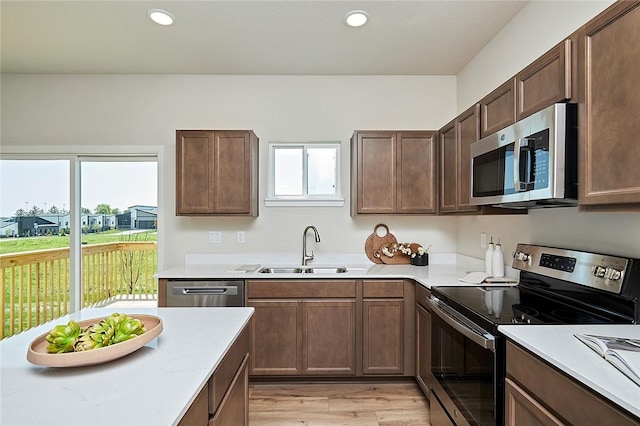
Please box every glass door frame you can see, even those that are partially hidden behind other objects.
[0,146,163,314]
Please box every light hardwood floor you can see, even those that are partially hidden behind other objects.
[249,382,430,426]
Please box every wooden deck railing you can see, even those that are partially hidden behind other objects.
[1,242,157,339]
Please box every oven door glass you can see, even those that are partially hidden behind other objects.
[431,307,496,426]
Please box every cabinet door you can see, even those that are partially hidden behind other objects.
[456,105,481,212]
[516,39,572,120]
[362,300,404,374]
[209,356,249,426]
[416,304,432,395]
[578,2,640,206]
[439,121,458,213]
[353,132,396,214]
[177,384,208,426]
[247,300,302,375]
[397,132,438,214]
[480,79,516,138]
[176,131,215,214]
[505,378,564,426]
[303,300,356,375]
[213,131,253,214]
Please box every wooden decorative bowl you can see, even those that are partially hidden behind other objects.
[26,314,162,367]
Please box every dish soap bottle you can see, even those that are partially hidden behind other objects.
[485,237,495,275]
[493,238,505,278]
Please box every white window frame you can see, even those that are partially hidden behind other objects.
[265,141,344,207]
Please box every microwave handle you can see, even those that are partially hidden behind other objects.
[515,137,535,192]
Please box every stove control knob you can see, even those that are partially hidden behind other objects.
[592,265,606,278]
[513,251,530,262]
[604,267,622,281]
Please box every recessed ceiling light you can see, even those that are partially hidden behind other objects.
[345,10,368,28]
[148,9,174,26]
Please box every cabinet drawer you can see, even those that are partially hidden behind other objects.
[246,280,356,298]
[209,325,249,413]
[415,284,431,309]
[507,341,638,425]
[363,280,404,298]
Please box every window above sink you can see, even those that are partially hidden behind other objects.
[264,141,345,207]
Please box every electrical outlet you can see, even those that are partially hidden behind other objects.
[237,231,245,244]
[480,232,487,249]
[209,231,222,244]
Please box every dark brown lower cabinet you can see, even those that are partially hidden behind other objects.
[415,303,431,394]
[303,300,356,375]
[178,324,250,426]
[248,300,302,375]
[506,341,639,426]
[505,377,563,426]
[209,356,249,426]
[247,280,357,377]
[362,299,404,374]
[247,279,414,378]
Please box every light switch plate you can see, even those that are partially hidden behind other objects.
[209,231,222,244]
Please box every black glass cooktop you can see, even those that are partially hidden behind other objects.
[431,279,635,333]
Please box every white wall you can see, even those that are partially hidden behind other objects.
[456,0,640,260]
[1,75,458,268]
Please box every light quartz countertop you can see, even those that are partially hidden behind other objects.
[0,307,254,426]
[156,254,518,289]
[499,324,640,419]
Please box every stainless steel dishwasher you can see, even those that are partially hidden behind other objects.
[166,280,245,307]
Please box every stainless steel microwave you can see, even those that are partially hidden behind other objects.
[470,103,577,208]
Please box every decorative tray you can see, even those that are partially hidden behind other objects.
[26,314,162,367]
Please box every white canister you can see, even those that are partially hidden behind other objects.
[485,238,495,275]
[492,239,505,278]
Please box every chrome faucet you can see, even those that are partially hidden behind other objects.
[302,225,321,265]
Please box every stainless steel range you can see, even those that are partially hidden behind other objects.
[427,243,640,426]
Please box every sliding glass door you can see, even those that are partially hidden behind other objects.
[0,156,158,339]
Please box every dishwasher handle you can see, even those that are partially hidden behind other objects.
[173,286,239,296]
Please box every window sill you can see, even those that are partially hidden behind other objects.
[264,198,345,207]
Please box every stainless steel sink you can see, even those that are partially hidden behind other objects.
[258,266,347,274]
[258,267,304,274]
[304,267,348,274]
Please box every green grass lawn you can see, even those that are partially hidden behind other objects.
[0,230,158,254]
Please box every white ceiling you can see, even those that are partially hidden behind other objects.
[1,0,528,75]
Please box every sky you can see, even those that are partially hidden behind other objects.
[0,160,157,217]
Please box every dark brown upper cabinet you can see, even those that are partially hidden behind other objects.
[351,131,438,215]
[176,130,258,216]
[516,39,573,120]
[439,104,481,214]
[479,79,516,138]
[480,38,574,138]
[577,1,640,208]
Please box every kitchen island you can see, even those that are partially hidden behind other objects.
[0,307,253,426]
[499,324,640,422]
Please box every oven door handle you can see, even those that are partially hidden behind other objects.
[427,296,496,352]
